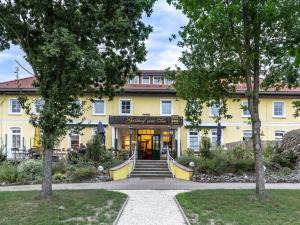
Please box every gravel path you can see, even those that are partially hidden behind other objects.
[117,190,187,225]
[1,178,300,192]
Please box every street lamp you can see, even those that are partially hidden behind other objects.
[129,125,133,156]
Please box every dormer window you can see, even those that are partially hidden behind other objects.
[142,76,150,84]
[153,76,162,84]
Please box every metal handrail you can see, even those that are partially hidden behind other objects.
[167,149,175,177]
[128,149,137,177]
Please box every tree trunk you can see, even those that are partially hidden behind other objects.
[41,148,53,199]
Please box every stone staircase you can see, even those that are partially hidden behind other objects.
[130,160,173,178]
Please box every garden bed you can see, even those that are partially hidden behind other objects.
[0,189,127,225]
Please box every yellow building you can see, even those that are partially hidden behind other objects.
[0,70,299,160]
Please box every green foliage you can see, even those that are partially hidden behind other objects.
[177,154,198,167]
[0,146,6,162]
[17,160,42,183]
[66,166,98,183]
[52,161,68,174]
[200,137,211,158]
[0,162,18,183]
[268,149,298,170]
[52,173,66,182]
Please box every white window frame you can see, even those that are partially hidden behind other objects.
[68,130,81,149]
[273,101,285,118]
[160,99,173,116]
[119,99,132,115]
[128,76,139,84]
[153,76,162,84]
[274,130,285,142]
[164,78,173,85]
[142,76,150,84]
[34,98,45,114]
[241,101,250,117]
[9,98,22,114]
[210,103,220,117]
[187,129,200,151]
[92,99,106,115]
[243,130,252,141]
[11,127,22,149]
[210,129,218,146]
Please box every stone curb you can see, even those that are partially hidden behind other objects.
[174,196,191,225]
[113,196,129,225]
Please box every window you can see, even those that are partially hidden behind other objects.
[9,99,21,114]
[273,102,285,117]
[188,130,200,151]
[153,76,162,84]
[211,129,218,146]
[142,76,150,84]
[35,99,45,113]
[120,100,132,115]
[69,131,80,150]
[161,100,172,115]
[93,100,105,115]
[11,128,21,149]
[242,101,250,117]
[275,131,285,142]
[128,76,139,84]
[210,103,220,117]
[164,78,173,85]
[243,130,252,141]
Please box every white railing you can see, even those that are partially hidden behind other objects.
[167,149,175,177]
[128,149,137,177]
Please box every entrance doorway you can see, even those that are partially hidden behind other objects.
[137,129,160,160]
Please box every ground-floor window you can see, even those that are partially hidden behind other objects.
[188,130,199,151]
[275,130,285,142]
[243,130,252,141]
[11,127,21,149]
[69,131,80,150]
[210,129,218,146]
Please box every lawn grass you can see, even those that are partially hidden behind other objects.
[177,190,300,225]
[0,189,127,225]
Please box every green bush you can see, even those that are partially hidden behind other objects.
[263,142,276,159]
[52,160,68,174]
[67,151,82,164]
[268,149,298,170]
[53,173,66,182]
[0,162,18,183]
[177,154,198,167]
[66,166,98,182]
[200,137,211,158]
[17,160,42,183]
[0,147,6,162]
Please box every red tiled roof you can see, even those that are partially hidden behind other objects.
[0,76,36,89]
[235,82,300,93]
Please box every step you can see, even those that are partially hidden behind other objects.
[136,160,167,164]
[134,168,170,172]
[135,164,168,168]
[130,173,173,178]
[131,171,172,175]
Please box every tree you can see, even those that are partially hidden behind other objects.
[168,0,299,198]
[0,0,155,199]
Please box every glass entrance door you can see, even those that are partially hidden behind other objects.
[152,135,160,160]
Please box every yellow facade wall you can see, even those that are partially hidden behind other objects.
[1,93,300,159]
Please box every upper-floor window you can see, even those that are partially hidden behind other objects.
[161,100,172,115]
[243,130,252,141]
[93,100,105,115]
[35,99,45,113]
[242,101,250,117]
[128,76,139,84]
[9,99,21,114]
[210,103,220,117]
[188,130,200,151]
[153,76,162,84]
[142,76,150,84]
[11,127,21,149]
[164,78,173,85]
[120,99,132,115]
[273,101,285,117]
[275,131,285,142]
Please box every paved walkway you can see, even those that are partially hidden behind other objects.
[1,178,300,192]
[117,190,186,225]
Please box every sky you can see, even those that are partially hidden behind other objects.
[0,0,187,82]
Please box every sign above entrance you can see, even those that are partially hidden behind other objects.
[109,115,183,126]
